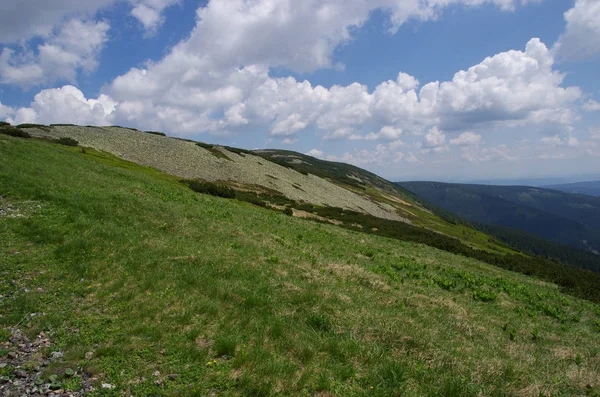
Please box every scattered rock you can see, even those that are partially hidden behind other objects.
[0,329,95,396]
[50,351,64,360]
[101,383,116,389]
[167,374,179,380]
[152,370,160,377]
[84,351,93,360]
[14,370,28,379]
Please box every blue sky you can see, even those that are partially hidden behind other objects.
[1,0,599,182]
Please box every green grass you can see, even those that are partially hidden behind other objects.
[1,134,600,396]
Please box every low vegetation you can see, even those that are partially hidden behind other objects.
[2,134,600,396]
[54,137,79,147]
[1,123,32,139]
[0,137,600,396]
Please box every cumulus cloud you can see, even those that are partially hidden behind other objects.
[460,144,516,163]
[541,134,580,147]
[7,1,578,147]
[130,0,180,34]
[325,143,406,168]
[99,34,579,140]
[0,19,110,88]
[0,101,15,121]
[450,131,482,146]
[554,0,600,61]
[306,149,324,159]
[583,100,600,111]
[11,85,116,126]
[0,0,116,43]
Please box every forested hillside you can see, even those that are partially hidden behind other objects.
[398,181,600,256]
[545,181,600,197]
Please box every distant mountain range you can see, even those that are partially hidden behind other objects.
[397,181,600,257]
[544,181,600,197]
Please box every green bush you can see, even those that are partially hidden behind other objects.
[54,137,79,147]
[181,180,236,199]
[0,126,31,138]
[284,207,294,216]
[0,121,10,127]
[16,123,51,132]
[144,131,166,136]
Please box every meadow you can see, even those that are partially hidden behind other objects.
[1,134,600,396]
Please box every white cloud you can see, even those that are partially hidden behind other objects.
[583,100,600,111]
[0,19,110,88]
[281,138,298,145]
[12,85,116,126]
[460,144,516,163]
[351,126,403,141]
[306,149,324,159]
[130,0,180,34]
[325,144,406,168]
[541,134,580,147]
[101,36,577,140]
[450,131,482,146]
[423,127,445,147]
[554,0,600,61]
[538,152,567,160]
[422,127,447,153]
[590,128,600,140]
[0,0,116,43]
[0,101,15,121]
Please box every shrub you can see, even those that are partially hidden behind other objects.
[284,207,294,216]
[144,131,166,137]
[54,137,79,147]
[242,196,267,208]
[16,123,51,132]
[0,126,31,138]
[181,180,236,199]
[196,142,214,149]
[0,121,10,127]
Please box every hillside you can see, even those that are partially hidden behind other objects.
[2,131,600,396]
[398,181,600,255]
[13,124,518,257]
[545,181,600,197]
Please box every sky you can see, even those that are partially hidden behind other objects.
[1,0,599,182]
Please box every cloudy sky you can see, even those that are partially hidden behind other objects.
[1,0,599,181]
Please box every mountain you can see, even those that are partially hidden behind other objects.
[398,181,600,256]
[3,126,600,395]
[545,181,600,197]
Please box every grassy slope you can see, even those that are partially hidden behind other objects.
[398,181,600,253]
[1,135,600,396]
[22,125,518,256]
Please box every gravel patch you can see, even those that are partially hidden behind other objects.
[27,126,408,222]
[0,329,96,396]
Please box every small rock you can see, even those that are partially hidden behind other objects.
[101,383,116,389]
[152,370,160,377]
[85,351,94,360]
[50,351,63,360]
[7,351,18,359]
[0,363,7,368]
[154,379,163,386]
[15,369,28,378]
[167,374,179,380]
